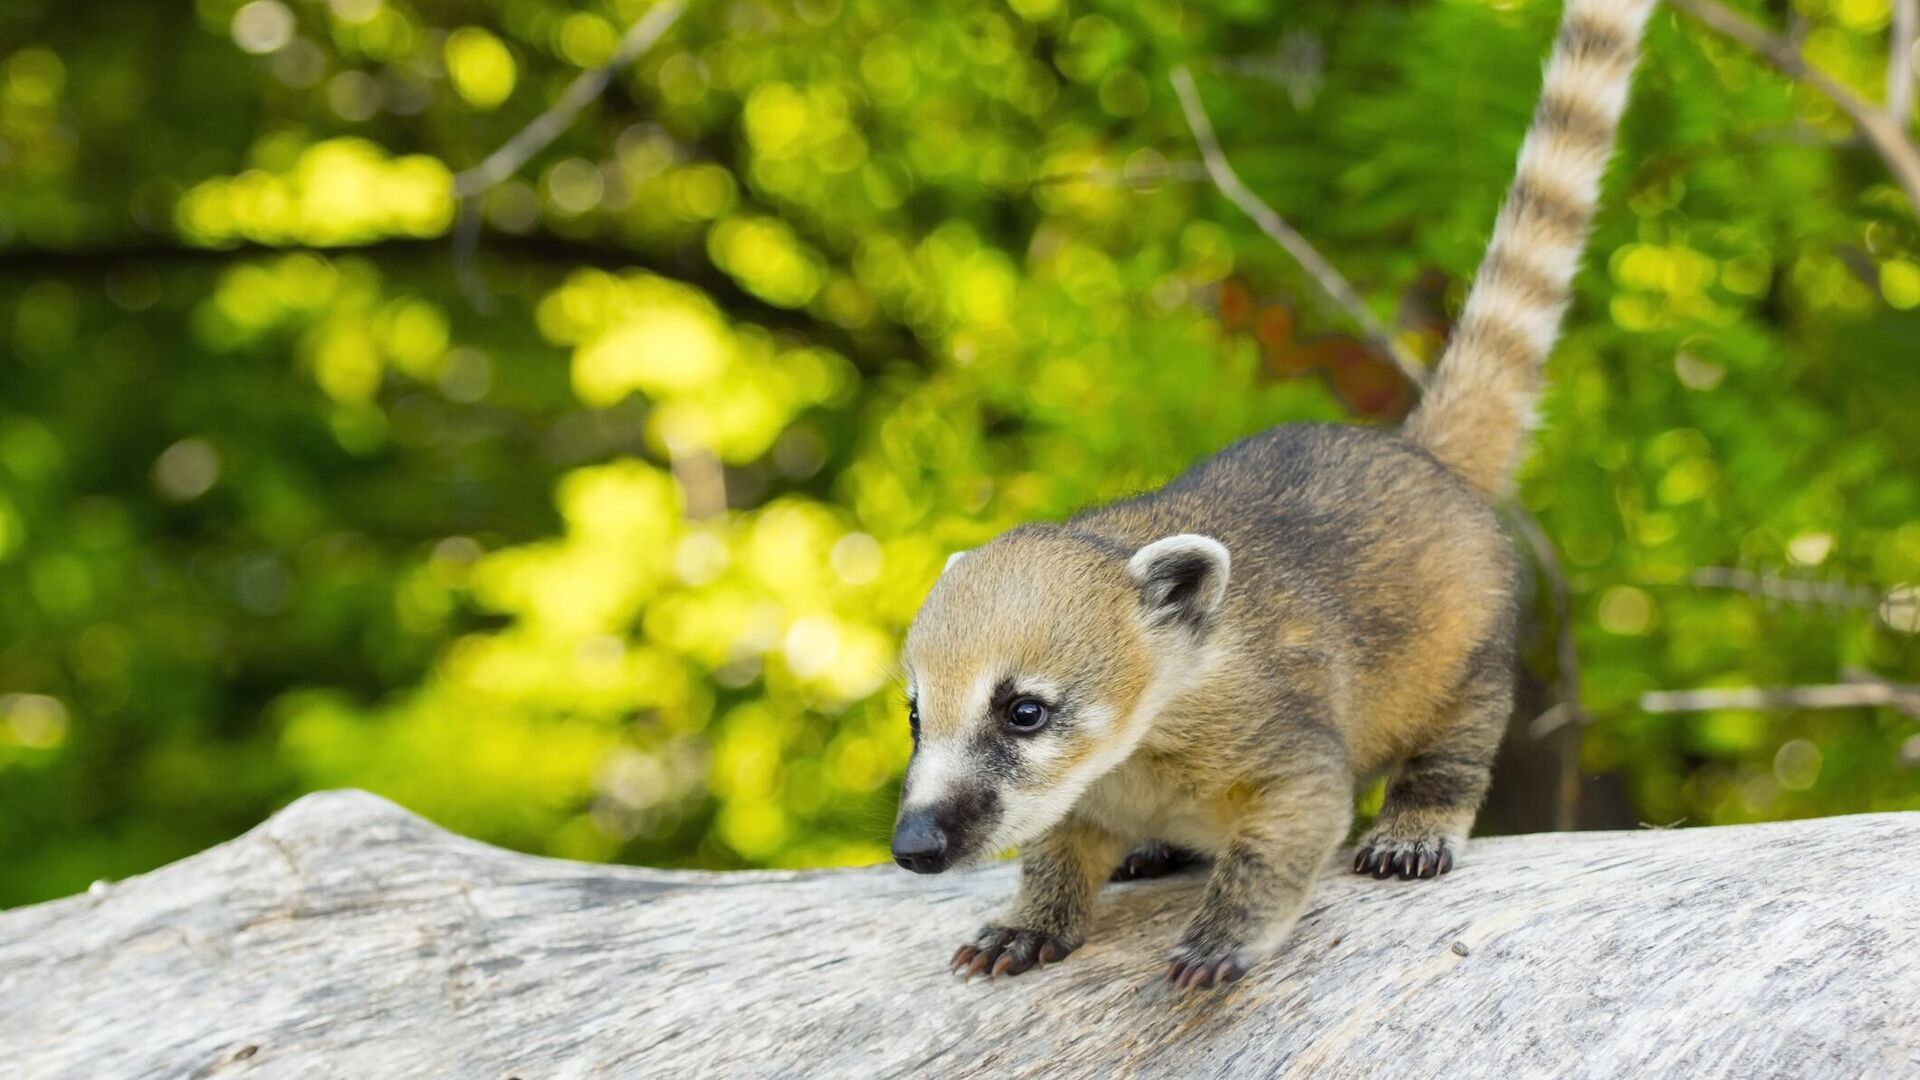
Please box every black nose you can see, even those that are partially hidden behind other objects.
[892,811,950,874]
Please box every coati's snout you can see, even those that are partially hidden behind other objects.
[891,786,1001,873]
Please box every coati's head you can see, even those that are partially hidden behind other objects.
[890,524,1230,873]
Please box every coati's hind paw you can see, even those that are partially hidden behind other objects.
[1352,838,1455,880]
[1111,840,1205,881]
[950,926,1077,979]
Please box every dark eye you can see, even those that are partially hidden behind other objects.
[907,701,920,734]
[1006,698,1050,734]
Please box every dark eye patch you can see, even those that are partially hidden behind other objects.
[953,677,1076,782]
[985,678,1068,737]
[988,678,1020,713]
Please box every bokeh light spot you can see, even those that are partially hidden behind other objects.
[153,438,221,502]
[1773,739,1822,791]
[1,694,69,749]
[445,27,516,110]
[231,0,296,55]
[1597,586,1654,635]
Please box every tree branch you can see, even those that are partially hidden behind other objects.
[1683,566,1882,610]
[451,0,688,199]
[1891,0,1916,126]
[1025,160,1211,191]
[1641,680,1920,719]
[11,790,1920,1076]
[1669,0,1920,212]
[1169,65,1426,389]
[448,0,687,311]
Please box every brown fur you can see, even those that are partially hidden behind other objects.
[906,0,1655,990]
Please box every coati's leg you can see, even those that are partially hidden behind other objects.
[1354,654,1513,881]
[1111,840,1206,881]
[1166,766,1352,990]
[952,817,1123,978]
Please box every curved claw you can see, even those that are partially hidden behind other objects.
[1166,954,1248,991]
[1352,840,1457,881]
[950,927,1076,980]
[965,948,996,979]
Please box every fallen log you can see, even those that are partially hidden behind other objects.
[2,790,1915,1078]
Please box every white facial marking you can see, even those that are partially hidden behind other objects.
[961,669,997,723]
[1011,678,1064,706]
[901,742,964,813]
[899,667,1000,813]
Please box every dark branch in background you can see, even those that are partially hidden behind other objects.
[0,232,909,375]
[1170,65,1427,390]
[1669,0,1920,212]
[450,0,689,310]
[1641,680,1920,720]
[1509,509,1586,831]
[452,195,491,313]
[1168,64,1587,826]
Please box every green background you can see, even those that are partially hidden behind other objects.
[2,0,1917,908]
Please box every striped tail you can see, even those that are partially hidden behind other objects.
[1402,0,1655,496]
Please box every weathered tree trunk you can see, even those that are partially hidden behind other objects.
[2,791,1915,1078]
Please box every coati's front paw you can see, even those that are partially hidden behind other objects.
[1352,837,1455,880]
[950,926,1078,979]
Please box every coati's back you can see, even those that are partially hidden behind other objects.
[1075,424,1518,772]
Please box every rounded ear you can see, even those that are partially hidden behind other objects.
[1127,534,1231,627]
[943,551,968,574]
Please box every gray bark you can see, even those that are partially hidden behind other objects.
[2,790,1916,1079]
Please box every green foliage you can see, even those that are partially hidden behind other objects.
[2,0,1917,907]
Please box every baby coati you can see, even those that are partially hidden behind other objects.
[891,0,1654,990]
